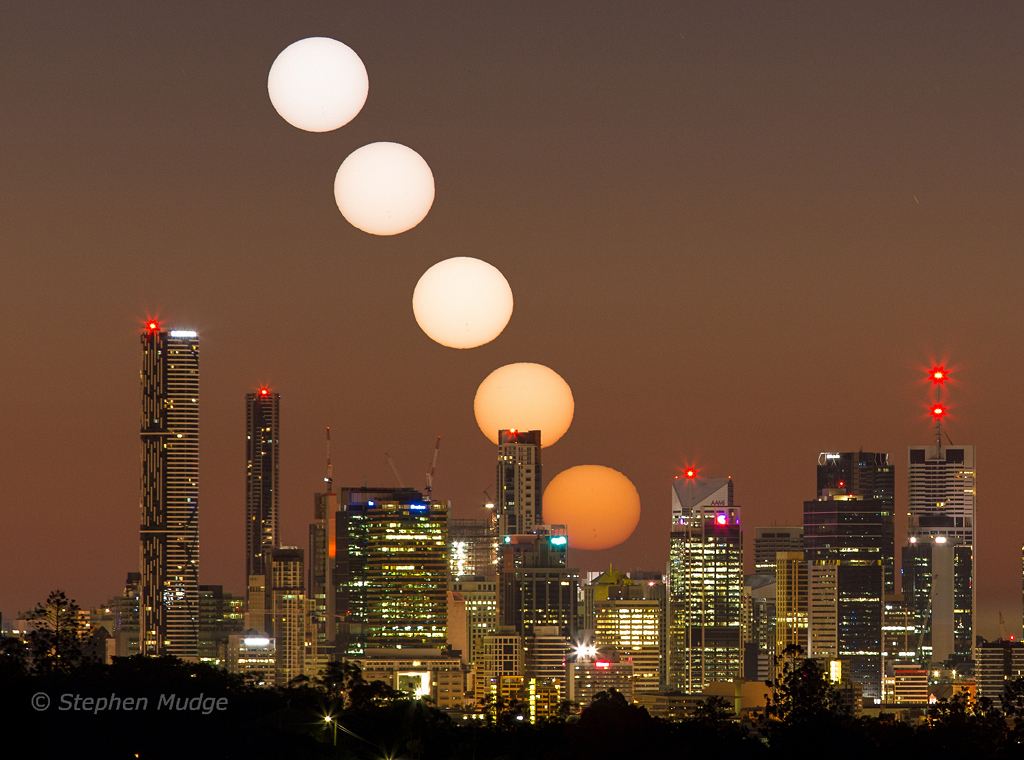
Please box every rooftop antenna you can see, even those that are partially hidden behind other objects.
[325,426,333,494]
[929,365,952,446]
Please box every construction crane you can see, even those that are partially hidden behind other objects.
[384,453,404,488]
[425,436,441,499]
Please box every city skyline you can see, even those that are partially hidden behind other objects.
[4,2,1024,642]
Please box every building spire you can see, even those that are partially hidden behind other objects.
[325,426,333,494]
[929,365,949,447]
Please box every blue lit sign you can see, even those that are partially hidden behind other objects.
[410,504,428,510]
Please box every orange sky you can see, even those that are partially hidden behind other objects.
[3,2,1024,637]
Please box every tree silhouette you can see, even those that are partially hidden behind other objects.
[761,644,845,726]
[26,590,88,673]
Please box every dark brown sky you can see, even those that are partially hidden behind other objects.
[3,2,1023,637]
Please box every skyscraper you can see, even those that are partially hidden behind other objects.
[139,324,200,658]
[499,526,578,643]
[245,389,280,589]
[904,443,976,665]
[267,546,305,685]
[817,451,895,593]
[587,568,666,693]
[669,475,744,691]
[308,427,338,665]
[753,527,804,577]
[803,491,885,699]
[497,429,541,537]
[775,552,807,663]
[331,488,449,653]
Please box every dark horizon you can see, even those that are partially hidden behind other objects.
[3,2,1024,639]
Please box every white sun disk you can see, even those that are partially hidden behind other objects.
[413,258,513,349]
[334,142,435,236]
[268,37,368,132]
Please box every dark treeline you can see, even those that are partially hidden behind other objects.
[5,595,1024,759]
[5,640,1024,760]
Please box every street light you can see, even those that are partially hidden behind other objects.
[325,715,337,746]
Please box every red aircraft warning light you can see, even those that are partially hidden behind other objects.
[686,469,696,479]
[930,366,947,385]
[931,404,947,419]
[260,388,269,396]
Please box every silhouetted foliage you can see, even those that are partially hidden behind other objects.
[25,590,89,674]
[0,635,30,677]
[9,633,1024,760]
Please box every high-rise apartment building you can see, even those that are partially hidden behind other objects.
[139,325,200,658]
[245,389,280,590]
[817,451,896,593]
[804,491,885,700]
[267,546,305,685]
[669,476,744,692]
[497,430,541,538]
[904,444,976,664]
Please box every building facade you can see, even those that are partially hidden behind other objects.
[775,552,808,662]
[268,546,305,686]
[905,444,976,665]
[669,476,744,692]
[817,452,895,593]
[803,492,884,700]
[497,430,542,538]
[139,325,200,658]
[499,528,578,642]
[753,527,804,577]
[332,489,448,652]
[450,515,499,580]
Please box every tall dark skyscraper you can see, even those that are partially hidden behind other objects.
[817,451,895,594]
[803,491,885,700]
[245,389,280,585]
[139,324,200,657]
[497,429,541,537]
[499,527,578,641]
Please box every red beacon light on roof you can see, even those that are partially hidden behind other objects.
[260,388,269,396]
[931,404,947,418]
[686,469,695,479]
[930,366,947,385]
